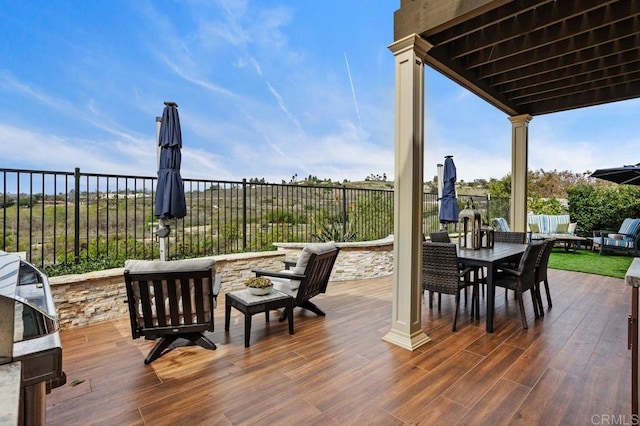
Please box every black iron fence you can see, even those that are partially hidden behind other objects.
[0,168,508,269]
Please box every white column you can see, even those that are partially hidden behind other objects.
[509,114,532,233]
[382,34,432,350]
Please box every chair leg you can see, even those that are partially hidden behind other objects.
[453,292,460,332]
[517,291,528,329]
[544,278,552,308]
[429,291,434,308]
[300,300,326,317]
[534,284,544,318]
[438,293,442,311]
[531,289,540,319]
[470,284,480,321]
[143,332,216,365]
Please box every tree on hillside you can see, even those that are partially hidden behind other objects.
[488,175,511,198]
[488,169,592,199]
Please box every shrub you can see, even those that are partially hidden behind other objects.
[568,183,640,233]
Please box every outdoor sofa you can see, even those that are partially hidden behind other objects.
[526,214,576,239]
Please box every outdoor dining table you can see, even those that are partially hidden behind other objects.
[456,242,528,333]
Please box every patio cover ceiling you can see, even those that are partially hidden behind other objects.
[394,0,640,116]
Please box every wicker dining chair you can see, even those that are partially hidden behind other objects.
[430,231,486,297]
[494,231,527,244]
[492,240,545,329]
[534,238,556,314]
[429,231,451,243]
[422,242,477,331]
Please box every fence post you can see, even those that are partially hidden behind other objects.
[242,178,247,251]
[74,167,80,263]
[342,184,347,241]
[486,194,491,225]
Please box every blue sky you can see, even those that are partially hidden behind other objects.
[1,1,639,184]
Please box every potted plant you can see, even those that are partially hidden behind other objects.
[245,276,273,295]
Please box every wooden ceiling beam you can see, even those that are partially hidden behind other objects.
[424,52,518,116]
[516,81,640,115]
[501,58,640,96]
[510,70,640,102]
[464,2,640,68]
[428,0,551,44]
[448,0,619,59]
[459,2,639,67]
[393,0,508,41]
[488,48,640,87]
[475,30,640,79]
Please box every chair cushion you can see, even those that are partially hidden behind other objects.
[492,217,510,232]
[292,241,337,274]
[267,269,302,291]
[547,214,570,233]
[125,258,216,273]
[556,223,569,234]
[271,275,299,297]
[568,223,577,235]
[528,223,540,233]
[619,218,640,237]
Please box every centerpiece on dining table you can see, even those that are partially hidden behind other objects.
[244,276,273,295]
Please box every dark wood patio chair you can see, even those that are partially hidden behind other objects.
[422,242,477,331]
[123,258,219,364]
[493,240,545,329]
[252,243,340,321]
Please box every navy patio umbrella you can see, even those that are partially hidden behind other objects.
[155,102,187,237]
[439,155,459,225]
[590,163,640,185]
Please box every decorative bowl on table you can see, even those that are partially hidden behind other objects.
[245,277,273,296]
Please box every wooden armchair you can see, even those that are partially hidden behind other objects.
[252,242,340,321]
[123,258,220,364]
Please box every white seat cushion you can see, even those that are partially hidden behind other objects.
[292,242,336,274]
[271,273,299,297]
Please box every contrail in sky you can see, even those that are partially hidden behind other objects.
[344,52,362,130]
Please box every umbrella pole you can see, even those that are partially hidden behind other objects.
[158,219,167,262]
[156,116,168,262]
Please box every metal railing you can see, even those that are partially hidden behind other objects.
[0,168,508,269]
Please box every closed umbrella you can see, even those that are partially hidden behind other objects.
[436,163,444,230]
[439,155,459,225]
[155,102,187,240]
[590,163,640,185]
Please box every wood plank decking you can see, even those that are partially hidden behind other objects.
[46,269,632,425]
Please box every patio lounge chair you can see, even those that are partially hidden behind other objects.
[123,258,220,364]
[592,218,640,256]
[252,242,340,321]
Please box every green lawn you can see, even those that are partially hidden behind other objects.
[548,247,634,279]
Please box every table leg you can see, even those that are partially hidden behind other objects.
[244,313,252,348]
[224,296,231,332]
[486,265,495,333]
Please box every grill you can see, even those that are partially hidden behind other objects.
[0,251,65,425]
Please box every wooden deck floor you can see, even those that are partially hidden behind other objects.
[46,269,632,425]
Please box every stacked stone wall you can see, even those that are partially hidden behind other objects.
[49,237,394,330]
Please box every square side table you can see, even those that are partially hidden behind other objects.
[225,289,294,347]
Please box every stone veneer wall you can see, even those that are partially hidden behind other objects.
[49,236,394,330]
